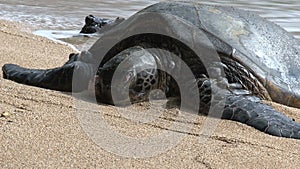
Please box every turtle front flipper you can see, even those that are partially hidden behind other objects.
[2,61,94,92]
[223,94,300,139]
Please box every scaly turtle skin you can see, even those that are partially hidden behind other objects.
[2,1,300,139]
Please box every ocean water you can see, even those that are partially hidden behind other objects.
[0,0,299,49]
[0,0,157,30]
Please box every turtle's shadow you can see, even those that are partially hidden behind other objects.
[63,90,108,106]
[63,90,182,108]
[63,90,205,137]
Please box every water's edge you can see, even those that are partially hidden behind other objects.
[2,0,298,50]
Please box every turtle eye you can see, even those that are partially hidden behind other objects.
[125,70,135,82]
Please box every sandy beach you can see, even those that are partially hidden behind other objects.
[1,19,300,168]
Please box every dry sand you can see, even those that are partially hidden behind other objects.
[0,19,300,168]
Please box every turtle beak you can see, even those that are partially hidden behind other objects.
[111,70,137,105]
[88,75,98,97]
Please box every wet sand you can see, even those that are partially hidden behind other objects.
[0,20,300,168]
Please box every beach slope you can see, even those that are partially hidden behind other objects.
[0,20,300,168]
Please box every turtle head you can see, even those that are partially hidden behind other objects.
[94,47,160,106]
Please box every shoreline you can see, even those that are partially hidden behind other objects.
[33,29,81,52]
[1,19,300,168]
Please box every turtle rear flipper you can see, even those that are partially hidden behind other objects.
[183,77,300,139]
[223,95,300,139]
[2,61,93,92]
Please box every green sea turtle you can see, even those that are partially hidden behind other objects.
[2,1,300,139]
